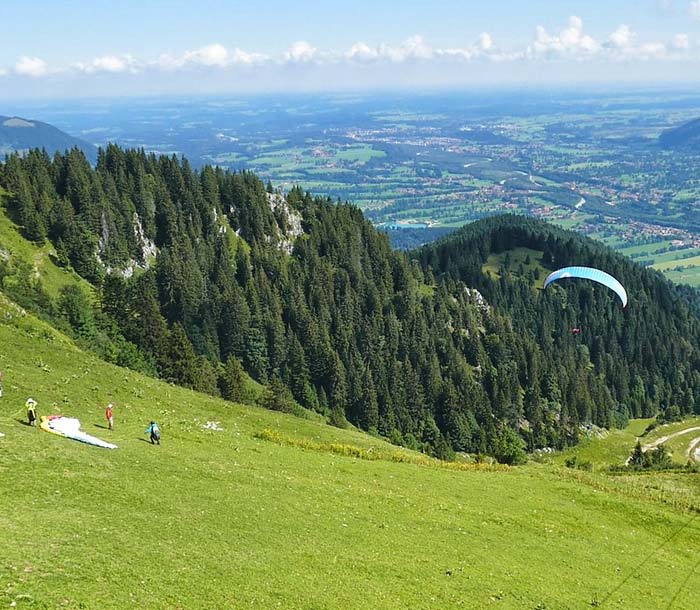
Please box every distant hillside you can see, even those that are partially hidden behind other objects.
[417,215,700,430]
[5,146,700,461]
[0,115,97,161]
[659,117,700,149]
[382,225,455,250]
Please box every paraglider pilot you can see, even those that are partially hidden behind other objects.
[26,398,37,426]
[145,421,160,445]
[106,403,114,430]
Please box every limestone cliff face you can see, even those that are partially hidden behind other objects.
[267,192,304,254]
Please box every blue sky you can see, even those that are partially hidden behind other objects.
[2,0,700,97]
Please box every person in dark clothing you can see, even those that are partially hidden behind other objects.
[26,398,37,426]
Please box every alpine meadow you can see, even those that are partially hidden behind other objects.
[4,2,700,609]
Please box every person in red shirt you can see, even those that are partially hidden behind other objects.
[105,403,114,430]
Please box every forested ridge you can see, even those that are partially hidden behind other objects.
[2,146,699,462]
[418,216,700,432]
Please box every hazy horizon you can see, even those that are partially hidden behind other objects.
[4,82,700,108]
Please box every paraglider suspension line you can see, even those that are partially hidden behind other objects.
[598,510,698,607]
[664,547,700,609]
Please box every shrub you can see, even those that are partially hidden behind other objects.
[328,405,348,429]
[565,456,593,471]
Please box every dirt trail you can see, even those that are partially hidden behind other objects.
[624,426,700,465]
[687,436,700,462]
[642,426,700,451]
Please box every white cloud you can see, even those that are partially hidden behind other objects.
[15,56,48,77]
[608,25,634,49]
[344,33,498,64]
[73,54,139,74]
[344,37,433,63]
[184,43,229,67]
[529,16,600,58]
[93,55,132,72]
[4,23,693,84]
[436,34,497,61]
[522,18,676,62]
[635,41,667,58]
[603,25,668,59]
[673,33,690,49]
[477,32,493,52]
[0,67,7,77]
[153,53,179,71]
[389,35,434,61]
[155,44,267,70]
[229,48,267,65]
[691,1,700,20]
[284,41,318,63]
[345,42,378,62]
[637,42,668,59]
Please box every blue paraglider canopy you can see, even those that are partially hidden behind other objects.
[543,266,628,307]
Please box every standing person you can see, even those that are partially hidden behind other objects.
[26,398,37,427]
[105,403,114,430]
[145,421,160,445]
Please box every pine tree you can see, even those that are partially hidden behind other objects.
[629,441,646,468]
[160,323,199,388]
[58,285,96,338]
[219,356,248,403]
[244,322,269,382]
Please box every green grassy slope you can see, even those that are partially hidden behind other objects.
[2,303,700,609]
[558,417,700,469]
[0,189,93,300]
[482,247,549,288]
[556,419,656,467]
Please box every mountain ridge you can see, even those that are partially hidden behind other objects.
[3,146,700,461]
[658,116,700,149]
[0,114,97,161]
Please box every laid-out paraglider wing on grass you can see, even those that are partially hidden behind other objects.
[40,415,117,449]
